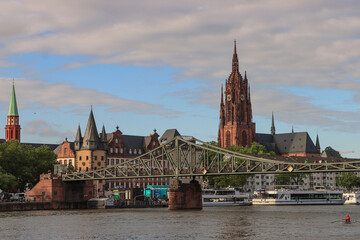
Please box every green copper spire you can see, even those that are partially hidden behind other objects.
[8,83,19,116]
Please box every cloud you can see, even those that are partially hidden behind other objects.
[1,0,360,133]
[0,78,182,118]
[23,119,76,143]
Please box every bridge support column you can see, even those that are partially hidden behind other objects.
[168,179,202,210]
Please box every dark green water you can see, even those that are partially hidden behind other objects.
[0,205,359,239]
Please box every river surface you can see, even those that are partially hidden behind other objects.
[0,205,359,240]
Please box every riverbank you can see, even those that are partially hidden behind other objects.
[0,201,87,211]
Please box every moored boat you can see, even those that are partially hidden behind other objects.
[202,188,251,207]
[344,192,360,205]
[252,189,345,205]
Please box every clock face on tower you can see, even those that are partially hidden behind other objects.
[240,94,245,101]
[227,94,231,101]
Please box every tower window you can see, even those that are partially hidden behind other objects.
[226,131,230,147]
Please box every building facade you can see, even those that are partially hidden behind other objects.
[218,41,256,148]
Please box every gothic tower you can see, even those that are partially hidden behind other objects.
[218,41,255,147]
[75,108,107,173]
[5,83,21,142]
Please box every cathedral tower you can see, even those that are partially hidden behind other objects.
[218,41,255,147]
[5,83,21,142]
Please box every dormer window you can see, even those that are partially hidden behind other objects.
[120,148,123,154]
[134,149,137,154]
[115,148,118,153]
[110,148,113,153]
[129,149,132,154]
[139,149,142,154]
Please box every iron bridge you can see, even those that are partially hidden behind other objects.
[62,136,360,181]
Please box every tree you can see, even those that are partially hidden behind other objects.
[67,163,76,173]
[336,172,360,190]
[0,140,57,191]
[205,142,274,189]
[0,166,18,191]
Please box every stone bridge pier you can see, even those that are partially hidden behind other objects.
[168,178,202,210]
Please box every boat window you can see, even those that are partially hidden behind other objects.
[216,191,235,195]
[203,191,215,195]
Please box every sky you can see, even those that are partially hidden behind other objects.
[0,0,360,158]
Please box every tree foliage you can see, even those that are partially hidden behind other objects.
[0,140,57,191]
[206,142,274,189]
[336,172,360,190]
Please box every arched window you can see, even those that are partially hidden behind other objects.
[242,131,247,146]
[226,131,231,147]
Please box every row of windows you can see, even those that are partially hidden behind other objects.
[79,156,104,161]
[110,148,143,155]
[58,159,73,165]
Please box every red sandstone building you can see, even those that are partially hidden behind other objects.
[218,41,255,148]
[218,41,320,157]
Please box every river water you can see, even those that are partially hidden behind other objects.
[0,205,359,240]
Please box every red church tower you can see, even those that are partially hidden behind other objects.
[5,83,21,142]
[218,41,255,147]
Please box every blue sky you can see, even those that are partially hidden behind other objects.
[0,1,360,158]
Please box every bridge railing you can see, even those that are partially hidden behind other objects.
[62,136,360,181]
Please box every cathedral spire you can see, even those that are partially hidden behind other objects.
[232,40,239,72]
[271,112,276,136]
[316,132,320,153]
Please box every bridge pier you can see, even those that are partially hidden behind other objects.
[168,178,202,210]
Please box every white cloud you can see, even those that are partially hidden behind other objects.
[1,0,360,133]
[0,78,182,118]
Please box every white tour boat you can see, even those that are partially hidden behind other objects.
[344,192,360,205]
[202,188,251,207]
[252,189,345,205]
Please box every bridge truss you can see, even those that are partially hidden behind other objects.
[62,136,360,181]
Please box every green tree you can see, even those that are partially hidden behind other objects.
[336,172,360,190]
[0,166,18,191]
[0,140,57,191]
[67,163,76,173]
[205,142,274,188]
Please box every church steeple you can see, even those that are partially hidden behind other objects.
[232,40,239,72]
[5,82,21,142]
[8,83,19,117]
[271,112,276,136]
[316,133,320,153]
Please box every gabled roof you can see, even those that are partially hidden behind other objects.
[160,129,181,143]
[255,133,278,153]
[273,132,318,154]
